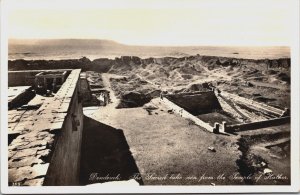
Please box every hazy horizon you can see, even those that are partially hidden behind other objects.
[8,38,291,48]
[8,38,290,60]
[6,0,298,46]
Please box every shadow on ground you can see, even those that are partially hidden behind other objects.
[79,116,143,185]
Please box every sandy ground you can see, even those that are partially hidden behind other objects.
[84,74,243,185]
[83,99,243,185]
[82,74,244,185]
[81,72,290,185]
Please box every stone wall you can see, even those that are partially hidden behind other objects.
[216,91,289,132]
[225,116,290,132]
[8,69,72,87]
[44,81,84,185]
[160,97,214,132]
[79,73,92,103]
[165,91,222,115]
[8,69,84,186]
[220,91,284,117]
[8,70,39,86]
[162,91,289,134]
[216,92,270,122]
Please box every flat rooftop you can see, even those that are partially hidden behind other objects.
[8,86,32,103]
[8,69,81,186]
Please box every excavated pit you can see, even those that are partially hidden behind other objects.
[165,91,222,115]
[80,71,111,107]
[116,91,154,109]
[197,111,239,126]
[165,90,239,129]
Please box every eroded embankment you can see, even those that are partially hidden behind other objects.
[8,55,290,72]
[109,75,160,108]
[236,130,290,185]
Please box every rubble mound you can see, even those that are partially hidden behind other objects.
[116,91,151,108]
[176,82,212,93]
[277,73,290,84]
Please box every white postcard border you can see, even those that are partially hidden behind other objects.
[1,0,299,193]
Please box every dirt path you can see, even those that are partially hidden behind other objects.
[250,81,287,90]
[136,74,158,87]
[101,73,120,107]
[84,73,122,120]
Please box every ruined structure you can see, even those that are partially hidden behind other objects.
[80,71,109,106]
[161,89,290,133]
[6,62,291,186]
[34,70,67,92]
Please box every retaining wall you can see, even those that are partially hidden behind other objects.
[225,116,290,132]
[160,97,214,132]
[162,91,289,134]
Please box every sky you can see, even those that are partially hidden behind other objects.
[5,0,299,46]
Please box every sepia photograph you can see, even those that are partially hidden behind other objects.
[1,0,299,193]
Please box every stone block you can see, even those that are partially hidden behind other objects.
[8,150,17,160]
[13,146,45,158]
[8,141,29,150]
[31,122,51,132]
[213,122,220,133]
[11,121,31,133]
[50,122,64,131]
[221,121,227,133]
[9,156,44,168]
[9,163,49,182]
[17,139,48,150]
[37,149,52,159]
[17,131,48,140]
[23,178,44,186]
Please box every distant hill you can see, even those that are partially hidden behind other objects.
[9,39,126,54]
[8,39,290,60]
[9,39,124,47]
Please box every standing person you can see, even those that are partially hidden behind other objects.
[160,91,164,100]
